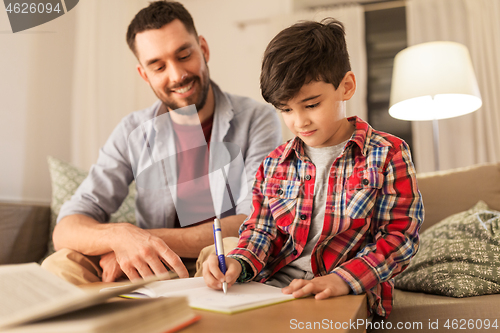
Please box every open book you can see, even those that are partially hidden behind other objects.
[0,263,199,332]
[1,298,199,333]
[120,277,295,314]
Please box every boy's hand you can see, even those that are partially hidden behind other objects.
[203,254,242,290]
[282,273,351,300]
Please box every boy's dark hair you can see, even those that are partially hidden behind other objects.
[260,18,351,108]
[126,0,198,56]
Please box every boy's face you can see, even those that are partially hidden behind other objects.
[135,19,211,114]
[278,73,356,148]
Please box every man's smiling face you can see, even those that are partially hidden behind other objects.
[135,19,210,114]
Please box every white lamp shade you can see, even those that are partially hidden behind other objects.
[389,41,482,121]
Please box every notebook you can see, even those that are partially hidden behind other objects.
[118,277,295,314]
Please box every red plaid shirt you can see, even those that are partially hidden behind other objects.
[228,116,423,317]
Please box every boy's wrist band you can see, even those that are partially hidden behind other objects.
[231,257,254,282]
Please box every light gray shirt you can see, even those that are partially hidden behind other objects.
[58,82,282,229]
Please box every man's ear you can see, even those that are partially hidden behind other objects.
[198,35,210,63]
[136,64,150,84]
[342,71,356,101]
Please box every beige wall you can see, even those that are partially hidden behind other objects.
[0,0,361,203]
[0,8,75,203]
[181,0,294,140]
[67,1,157,171]
[181,0,292,101]
[0,0,293,203]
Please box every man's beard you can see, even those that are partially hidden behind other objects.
[159,65,210,116]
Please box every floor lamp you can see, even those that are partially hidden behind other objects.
[389,41,482,171]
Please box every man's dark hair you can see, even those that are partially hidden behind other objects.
[126,0,198,56]
[260,18,351,108]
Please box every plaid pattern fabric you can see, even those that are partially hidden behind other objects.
[228,117,423,318]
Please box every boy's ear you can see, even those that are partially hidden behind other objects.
[341,71,356,101]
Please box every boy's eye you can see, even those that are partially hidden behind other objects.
[155,66,165,72]
[305,102,320,109]
[280,108,292,113]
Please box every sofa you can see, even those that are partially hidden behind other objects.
[378,162,500,333]
[0,201,50,265]
[1,162,500,332]
[0,156,136,266]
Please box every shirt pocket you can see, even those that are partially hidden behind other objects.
[263,178,301,228]
[345,167,384,220]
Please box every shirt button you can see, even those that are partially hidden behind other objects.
[277,189,284,195]
[292,249,298,255]
[305,174,311,181]
[300,214,307,220]
[362,178,369,186]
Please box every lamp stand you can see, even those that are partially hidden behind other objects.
[432,119,440,171]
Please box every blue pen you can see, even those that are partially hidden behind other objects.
[213,218,228,294]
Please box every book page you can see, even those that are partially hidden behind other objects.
[0,263,156,330]
[2,298,199,333]
[132,277,207,297]
[0,263,85,324]
[125,277,295,314]
[167,281,294,313]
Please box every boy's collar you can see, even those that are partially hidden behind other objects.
[278,116,372,164]
[347,116,372,157]
[278,137,307,164]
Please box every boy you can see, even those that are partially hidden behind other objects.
[203,18,423,318]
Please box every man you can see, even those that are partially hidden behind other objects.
[42,0,281,284]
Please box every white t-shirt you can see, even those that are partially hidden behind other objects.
[288,139,349,273]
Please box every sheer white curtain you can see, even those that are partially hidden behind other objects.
[70,0,154,170]
[268,5,367,141]
[407,0,500,172]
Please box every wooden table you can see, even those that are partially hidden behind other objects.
[181,294,367,333]
[82,283,367,333]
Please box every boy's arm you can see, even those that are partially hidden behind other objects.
[332,141,424,295]
[282,272,351,299]
[226,162,280,282]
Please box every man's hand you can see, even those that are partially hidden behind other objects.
[282,273,351,300]
[148,214,246,258]
[99,252,125,282]
[203,254,242,290]
[110,223,189,281]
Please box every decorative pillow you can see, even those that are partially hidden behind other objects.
[45,156,136,259]
[394,201,500,297]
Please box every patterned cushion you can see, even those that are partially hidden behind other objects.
[394,201,500,297]
[46,156,136,258]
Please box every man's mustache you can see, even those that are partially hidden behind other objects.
[169,76,197,91]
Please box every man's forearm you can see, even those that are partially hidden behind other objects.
[53,214,120,256]
[149,214,246,258]
[54,214,190,280]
